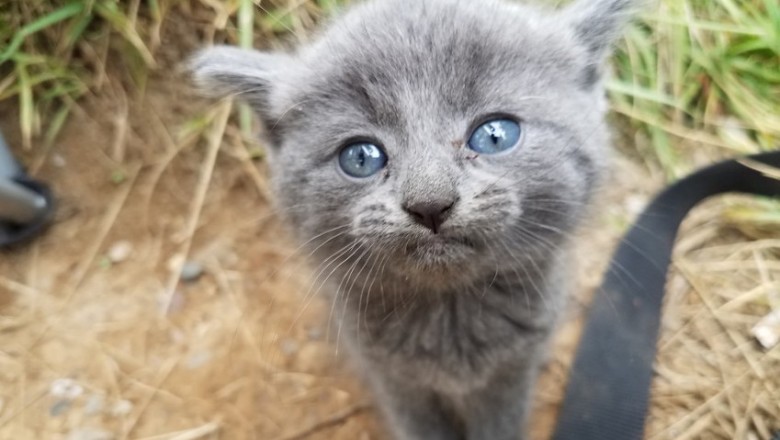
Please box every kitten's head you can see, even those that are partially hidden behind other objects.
[191,0,634,289]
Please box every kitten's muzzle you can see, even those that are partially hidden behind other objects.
[402,198,456,234]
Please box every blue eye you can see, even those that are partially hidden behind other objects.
[467,119,522,154]
[338,142,388,178]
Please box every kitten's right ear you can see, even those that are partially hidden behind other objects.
[189,45,292,124]
[562,0,644,87]
[564,0,641,57]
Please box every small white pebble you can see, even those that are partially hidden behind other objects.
[307,326,323,341]
[752,310,780,350]
[169,329,185,344]
[180,261,204,282]
[280,339,299,356]
[50,378,83,400]
[111,399,133,417]
[185,350,212,369]
[108,241,133,263]
[51,154,66,168]
[84,394,105,416]
[50,399,71,417]
[67,428,114,440]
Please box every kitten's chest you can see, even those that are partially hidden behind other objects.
[352,284,561,389]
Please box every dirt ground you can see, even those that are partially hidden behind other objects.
[1,11,779,440]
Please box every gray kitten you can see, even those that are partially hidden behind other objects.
[191,0,635,438]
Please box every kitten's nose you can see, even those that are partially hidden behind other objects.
[403,199,455,234]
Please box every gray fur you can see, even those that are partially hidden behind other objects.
[191,0,634,438]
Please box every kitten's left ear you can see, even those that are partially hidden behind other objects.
[189,45,294,127]
[562,0,644,85]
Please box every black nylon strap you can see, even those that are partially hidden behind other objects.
[552,151,780,440]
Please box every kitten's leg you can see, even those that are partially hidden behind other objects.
[461,343,549,440]
[370,374,462,440]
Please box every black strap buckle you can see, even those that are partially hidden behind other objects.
[0,131,56,248]
[0,176,55,248]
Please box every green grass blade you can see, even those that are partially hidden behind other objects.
[0,3,85,63]
[94,1,156,67]
[238,0,254,137]
[16,64,34,149]
[44,103,72,149]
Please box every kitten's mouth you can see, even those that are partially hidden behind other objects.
[403,234,477,264]
[440,235,475,248]
[416,234,474,248]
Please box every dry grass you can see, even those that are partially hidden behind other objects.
[648,200,780,440]
[0,1,779,439]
